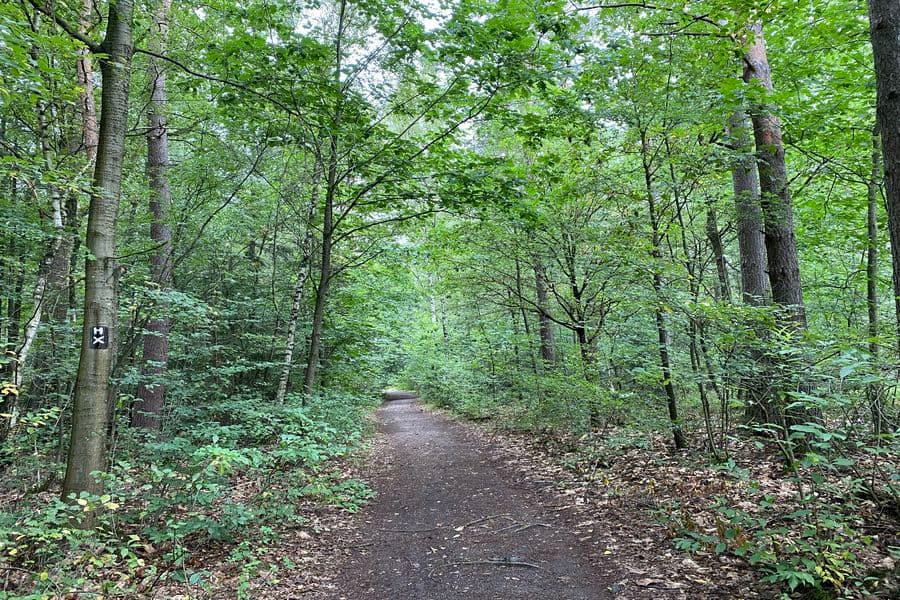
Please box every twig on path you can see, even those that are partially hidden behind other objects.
[377,526,443,533]
[458,513,516,530]
[499,522,553,534]
[428,557,542,577]
[336,540,376,549]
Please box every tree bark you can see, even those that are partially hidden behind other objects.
[303,161,334,397]
[728,109,770,305]
[641,131,687,450]
[727,109,775,424]
[533,258,556,365]
[705,205,731,303]
[869,0,900,362]
[275,165,320,404]
[303,0,346,397]
[742,23,806,327]
[63,0,134,497]
[867,126,886,433]
[132,0,173,430]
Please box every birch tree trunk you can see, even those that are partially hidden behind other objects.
[63,0,134,497]
[275,164,321,404]
[133,0,173,430]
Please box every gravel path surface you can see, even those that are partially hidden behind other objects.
[325,397,616,599]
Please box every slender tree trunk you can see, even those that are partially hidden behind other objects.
[869,0,900,363]
[76,0,99,165]
[304,1,345,397]
[743,23,806,327]
[49,0,98,324]
[706,206,731,303]
[533,258,556,365]
[867,126,886,433]
[6,234,23,353]
[728,109,770,305]
[133,0,173,430]
[63,0,134,497]
[512,255,539,375]
[641,132,687,449]
[275,165,321,404]
[303,171,333,397]
[14,17,68,393]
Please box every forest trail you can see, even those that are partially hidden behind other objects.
[321,397,617,600]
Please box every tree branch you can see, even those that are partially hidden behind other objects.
[26,0,101,53]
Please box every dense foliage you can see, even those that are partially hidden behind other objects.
[0,0,898,597]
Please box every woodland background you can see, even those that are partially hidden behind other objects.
[0,0,899,597]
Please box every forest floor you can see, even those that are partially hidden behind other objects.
[256,396,782,600]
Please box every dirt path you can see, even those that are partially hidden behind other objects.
[321,397,618,600]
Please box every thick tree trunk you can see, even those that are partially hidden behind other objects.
[728,109,774,423]
[63,0,134,497]
[869,0,900,362]
[533,258,556,365]
[133,0,173,430]
[728,110,770,305]
[742,24,806,327]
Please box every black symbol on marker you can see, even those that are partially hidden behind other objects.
[90,326,109,349]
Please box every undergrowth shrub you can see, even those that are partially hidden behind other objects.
[0,390,378,597]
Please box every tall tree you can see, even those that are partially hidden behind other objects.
[132,0,174,430]
[742,23,807,327]
[50,0,136,496]
[868,0,900,361]
[728,109,770,305]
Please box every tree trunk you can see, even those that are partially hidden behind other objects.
[641,132,687,450]
[705,205,731,303]
[275,165,320,404]
[533,258,556,365]
[304,1,345,397]
[63,0,134,497]
[728,109,770,305]
[76,0,99,165]
[728,109,775,424]
[743,23,806,327]
[867,126,886,433]
[869,0,900,362]
[133,0,173,430]
[14,16,70,393]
